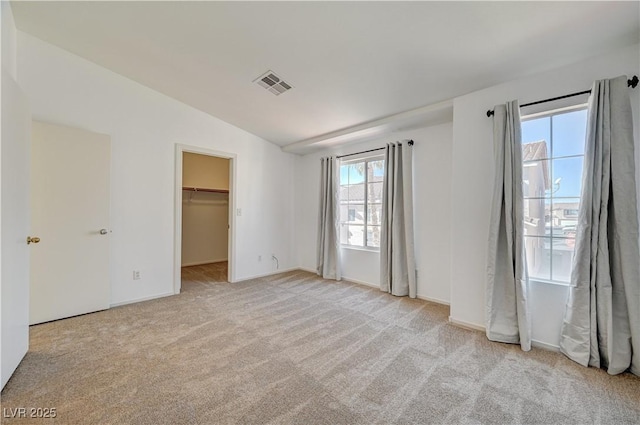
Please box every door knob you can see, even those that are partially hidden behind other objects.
[99,229,108,235]
[27,236,40,244]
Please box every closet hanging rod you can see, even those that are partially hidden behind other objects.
[485,75,639,117]
[182,187,229,194]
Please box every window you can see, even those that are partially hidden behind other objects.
[339,156,384,249]
[563,209,579,217]
[522,106,587,284]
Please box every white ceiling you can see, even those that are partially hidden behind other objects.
[11,1,640,150]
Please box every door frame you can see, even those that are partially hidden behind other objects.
[174,144,237,294]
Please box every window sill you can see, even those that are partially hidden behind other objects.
[529,278,571,288]
[340,245,380,253]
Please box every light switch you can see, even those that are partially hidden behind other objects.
[237,208,242,216]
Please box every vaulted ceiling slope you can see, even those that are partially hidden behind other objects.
[11,2,640,148]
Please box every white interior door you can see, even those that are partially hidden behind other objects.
[1,69,31,389]
[30,121,111,325]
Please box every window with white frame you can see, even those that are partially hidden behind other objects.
[522,106,587,284]
[339,156,385,249]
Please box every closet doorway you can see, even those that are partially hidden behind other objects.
[174,145,236,294]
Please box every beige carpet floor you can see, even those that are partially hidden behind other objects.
[2,265,639,424]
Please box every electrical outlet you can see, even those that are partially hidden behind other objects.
[133,270,141,280]
[237,208,242,216]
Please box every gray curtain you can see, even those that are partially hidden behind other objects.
[317,156,341,280]
[559,76,639,376]
[380,141,416,298]
[486,100,531,351]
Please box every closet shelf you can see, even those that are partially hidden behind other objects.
[182,187,229,194]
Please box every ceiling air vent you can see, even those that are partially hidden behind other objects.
[254,70,293,96]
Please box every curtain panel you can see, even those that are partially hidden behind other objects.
[317,156,341,280]
[486,100,532,351]
[380,141,417,298]
[560,76,640,376]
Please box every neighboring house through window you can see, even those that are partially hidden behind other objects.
[522,106,587,283]
[339,156,385,249]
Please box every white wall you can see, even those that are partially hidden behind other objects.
[18,32,297,305]
[450,43,640,347]
[1,1,17,79]
[295,123,453,304]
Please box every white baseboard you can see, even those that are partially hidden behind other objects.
[299,266,317,274]
[339,275,451,307]
[232,267,300,283]
[532,339,560,352]
[342,275,377,288]
[448,316,485,332]
[417,294,450,306]
[448,318,562,352]
[110,291,175,308]
[181,259,227,267]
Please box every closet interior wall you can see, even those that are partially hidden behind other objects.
[181,153,230,267]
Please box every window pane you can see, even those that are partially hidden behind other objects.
[340,164,350,185]
[523,140,550,162]
[524,198,550,237]
[551,238,575,283]
[368,204,382,226]
[346,163,365,184]
[367,225,381,248]
[339,185,349,201]
[368,160,385,182]
[339,204,349,223]
[348,184,365,204]
[340,223,349,245]
[522,117,550,149]
[339,157,385,250]
[550,198,580,238]
[523,160,551,198]
[368,182,384,203]
[347,225,364,246]
[522,107,585,284]
[346,204,365,223]
[552,157,583,198]
[552,109,587,157]
[525,236,551,281]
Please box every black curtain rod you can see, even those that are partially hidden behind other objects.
[336,140,413,159]
[486,75,639,117]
